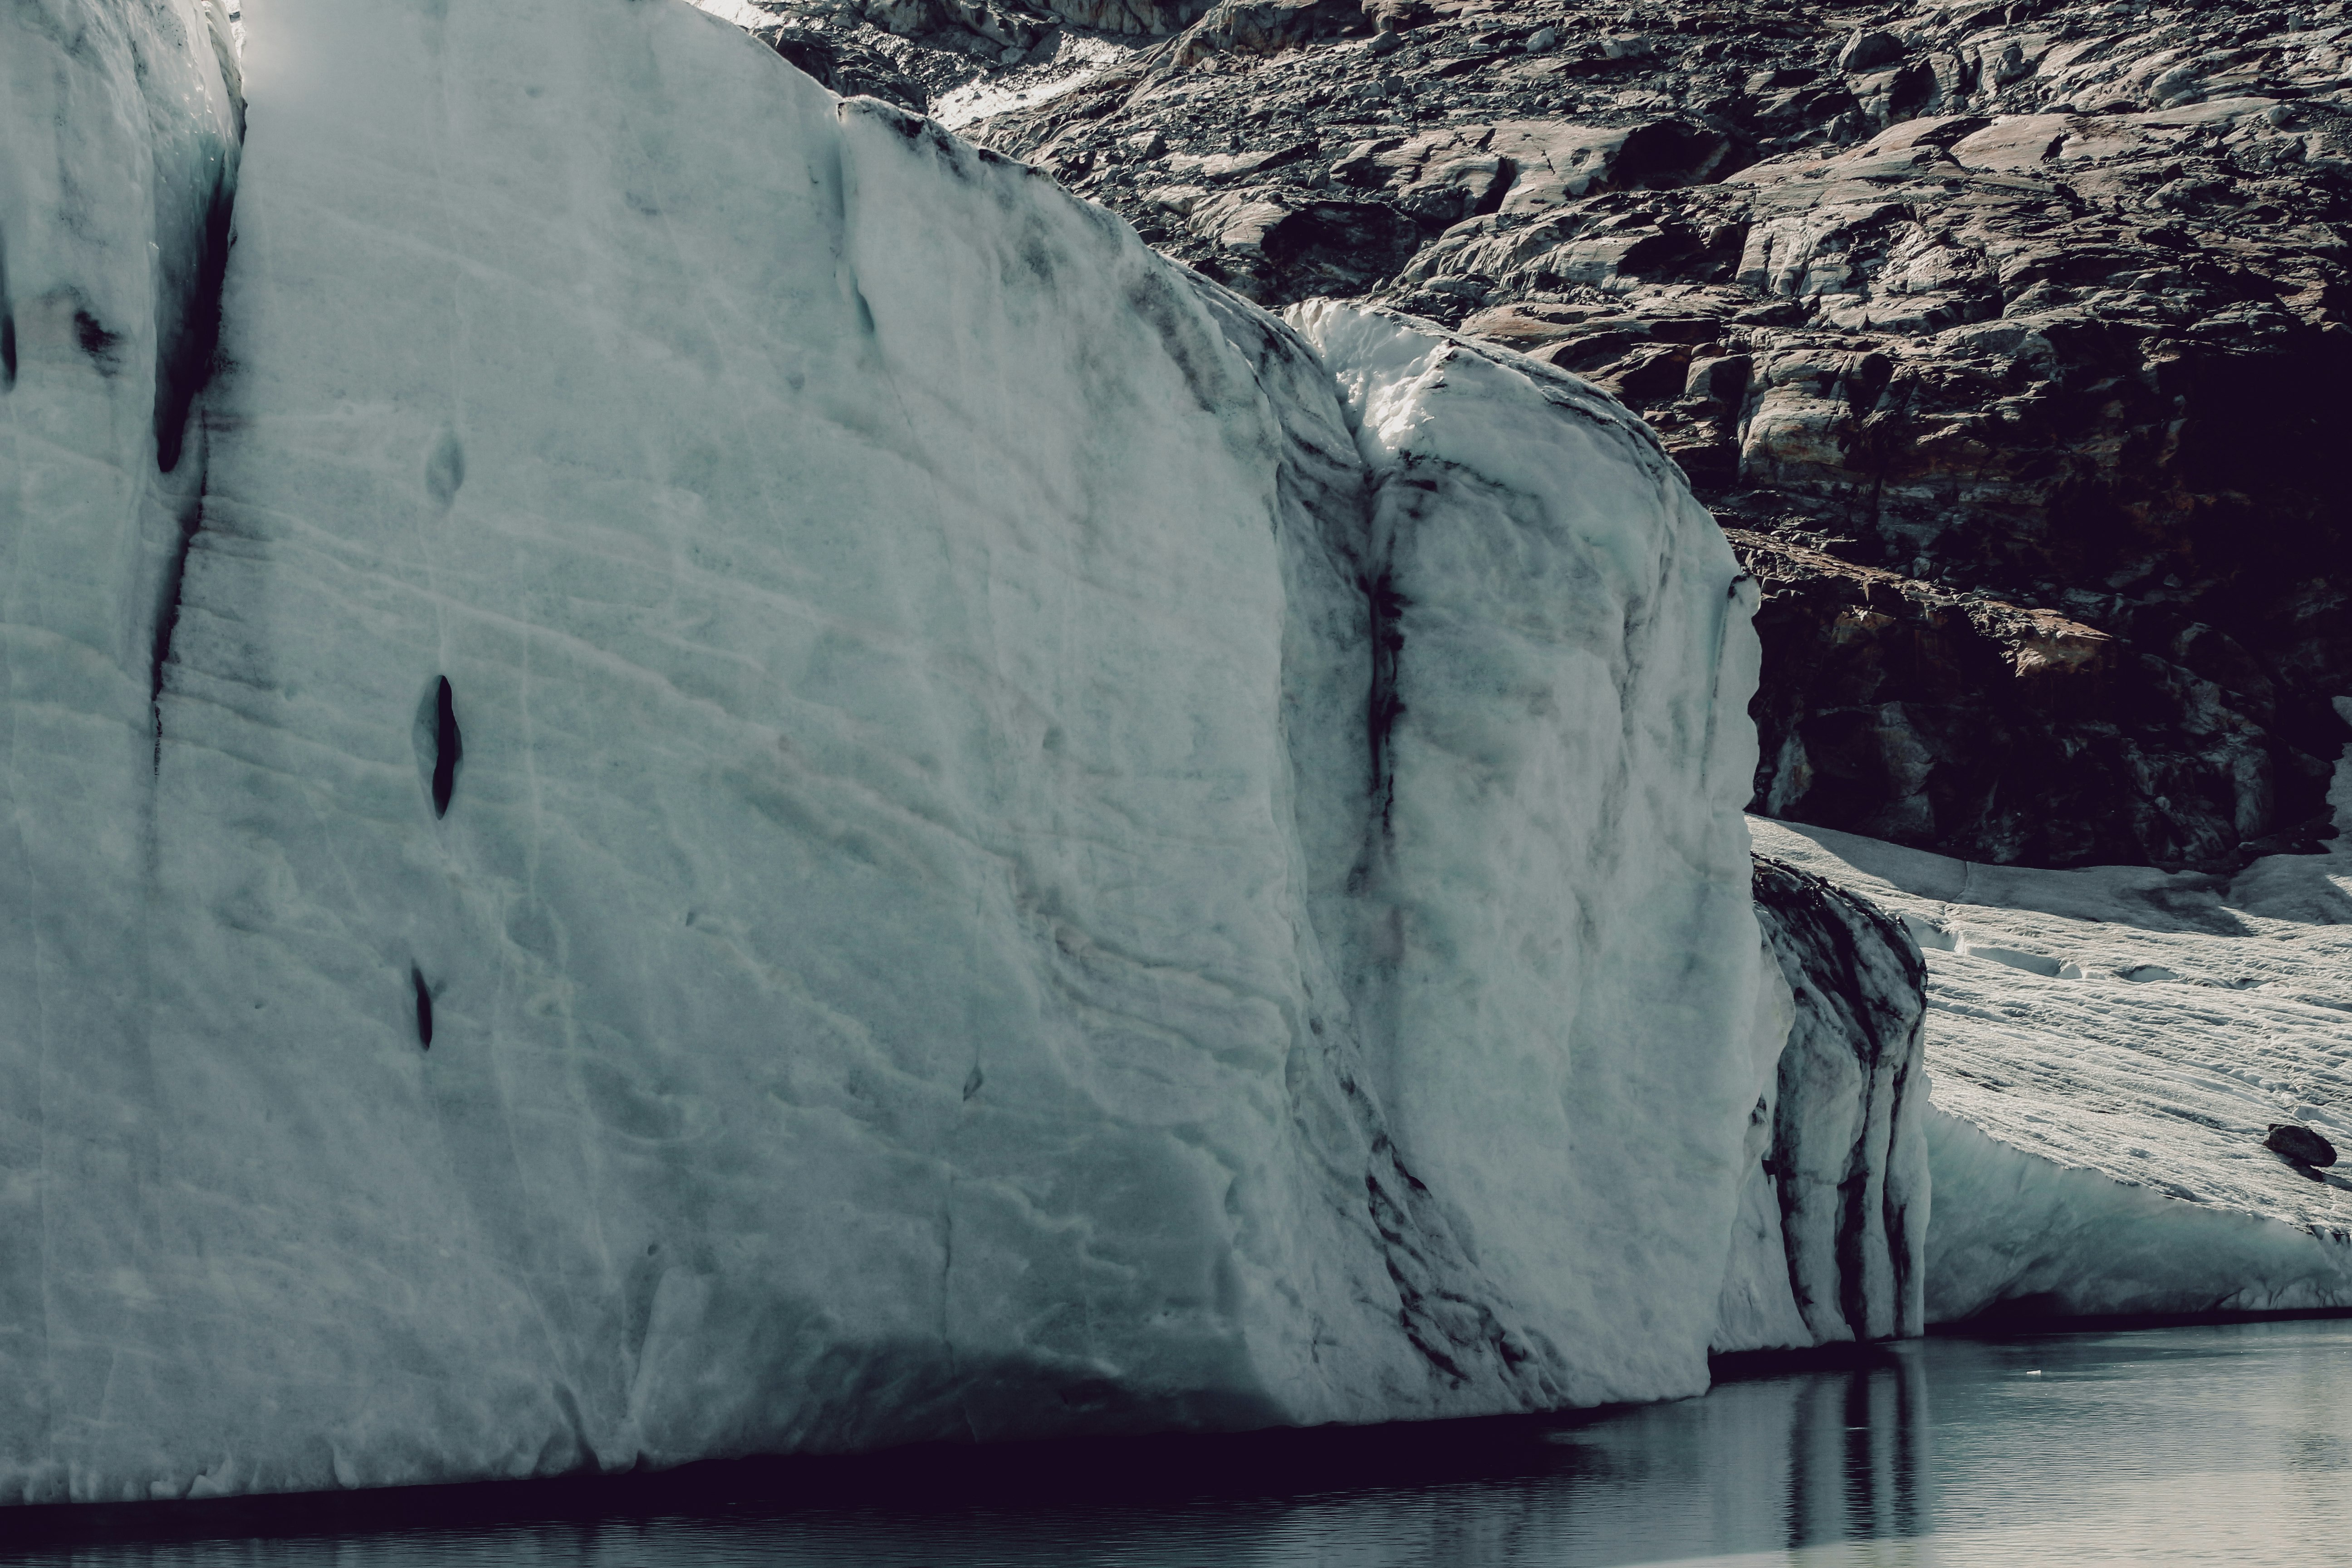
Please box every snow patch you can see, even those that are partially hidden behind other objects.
[930,33,1144,128]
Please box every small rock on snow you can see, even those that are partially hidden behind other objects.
[2266,1124,2339,1169]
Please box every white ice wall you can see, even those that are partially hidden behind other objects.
[1926,1108,2352,1319]
[0,0,241,1501]
[1,0,1784,1504]
[1288,304,1773,1395]
[1718,857,1930,1352]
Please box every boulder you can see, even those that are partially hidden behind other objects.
[1172,0,1364,66]
[1837,29,1906,74]
[2267,1125,2340,1169]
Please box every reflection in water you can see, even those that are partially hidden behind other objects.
[10,1320,2351,1567]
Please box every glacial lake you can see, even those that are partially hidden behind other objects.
[11,1318,2350,1566]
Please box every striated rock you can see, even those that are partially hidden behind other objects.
[850,0,1207,47]
[1729,529,2321,871]
[1172,0,1365,66]
[1837,29,1905,75]
[856,0,1054,52]
[1041,0,1209,32]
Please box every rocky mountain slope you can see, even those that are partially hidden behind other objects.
[716,0,2352,873]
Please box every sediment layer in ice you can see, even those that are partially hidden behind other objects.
[1715,857,1928,1352]
[1,0,1791,1504]
[1751,748,2352,1321]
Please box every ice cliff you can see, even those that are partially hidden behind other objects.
[1,0,1927,1504]
[1719,858,1928,1351]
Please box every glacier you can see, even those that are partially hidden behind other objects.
[1720,856,1928,1351]
[1754,741,2352,1324]
[0,0,1946,1505]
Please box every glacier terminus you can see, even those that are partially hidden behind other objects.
[4,0,2342,1513]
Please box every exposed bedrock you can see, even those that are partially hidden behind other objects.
[0,0,1953,1505]
[867,0,2352,872]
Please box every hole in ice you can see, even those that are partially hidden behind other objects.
[421,676,464,818]
[412,967,434,1050]
[73,309,123,375]
[426,431,466,506]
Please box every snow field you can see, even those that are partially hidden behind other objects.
[1751,745,2352,1320]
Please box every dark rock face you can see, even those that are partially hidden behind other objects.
[752,20,936,111]
[2267,1123,2340,1168]
[1733,529,2326,870]
[730,0,2352,871]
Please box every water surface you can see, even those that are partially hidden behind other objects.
[12,1319,2350,1565]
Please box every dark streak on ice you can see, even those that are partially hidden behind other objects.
[150,481,206,764]
[1754,855,1929,1341]
[74,308,124,374]
[142,137,237,742]
[1122,270,1230,416]
[1172,279,1570,1400]
[154,181,234,473]
[1365,569,1408,822]
[431,677,463,817]
[0,227,15,390]
[426,431,466,506]
[412,967,434,1050]
[1359,1125,1566,1398]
